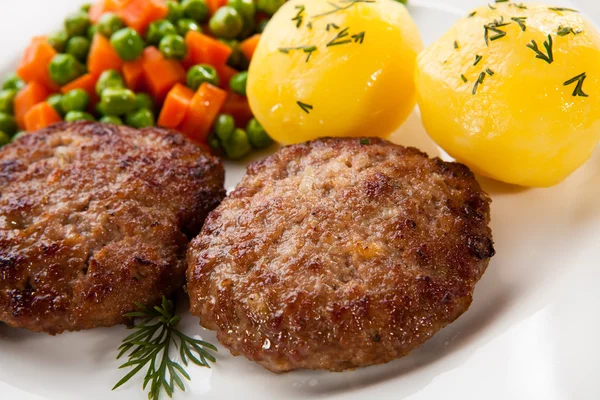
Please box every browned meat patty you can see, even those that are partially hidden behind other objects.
[187,137,494,372]
[0,122,225,334]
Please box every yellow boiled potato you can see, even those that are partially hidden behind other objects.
[247,0,423,145]
[416,4,600,187]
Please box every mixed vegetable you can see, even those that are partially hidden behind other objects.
[2,0,282,158]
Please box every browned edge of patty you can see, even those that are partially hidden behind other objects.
[0,122,226,334]
[187,137,495,372]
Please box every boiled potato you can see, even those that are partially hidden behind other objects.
[416,3,600,187]
[247,0,423,145]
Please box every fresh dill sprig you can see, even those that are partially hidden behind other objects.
[526,34,554,64]
[474,55,483,66]
[327,27,352,46]
[486,68,495,76]
[484,18,510,45]
[113,297,217,400]
[549,7,579,13]
[473,72,486,95]
[511,17,527,32]
[297,101,314,114]
[461,74,468,83]
[557,26,582,36]
[468,11,477,18]
[510,3,528,9]
[292,5,306,28]
[312,0,375,20]
[279,45,318,62]
[564,73,589,97]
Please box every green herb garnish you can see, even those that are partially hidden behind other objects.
[327,27,352,46]
[461,74,468,83]
[564,73,589,97]
[360,138,370,145]
[474,55,482,66]
[549,7,579,13]
[279,45,318,62]
[511,17,527,32]
[297,101,314,114]
[113,297,217,400]
[557,26,582,36]
[312,0,375,20]
[510,3,528,9]
[526,34,554,64]
[468,11,477,18]
[326,23,340,31]
[473,72,486,95]
[484,18,510,45]
[292,5,306,28]
[454,40,460,49]
[486,68,495,76]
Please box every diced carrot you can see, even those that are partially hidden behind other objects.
[158,84,194,128]
[141,47,186,102]
[206,0,227,14]
[14,82,53,129]
[88,34,123,75]
[221,92,253,128]
[123,59,145,91]
[24,102,62,132]
[178,83,227,143]
[217,65,238,90]
[17,37,58,91]
[183,31,232,69]
[239,34,261,61]
[117,0,168,35]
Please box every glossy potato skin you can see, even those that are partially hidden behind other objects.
[416,4,600,187]
[187,138,494,372]
[0,122,225,334]
[248,0,423,145]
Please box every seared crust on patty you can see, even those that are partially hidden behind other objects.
[0,122,225,334]
[187,137,494,372]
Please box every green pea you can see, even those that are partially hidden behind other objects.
[220,39,248,70]
[64,111,95,122]
[2,74,25,91]
[167,1,185,22]
[134,93,155,111]
[229,71,248,96]
[61,89,90,113]
[222,128,251,159]
[126,108,155,128]
[0,89,18,115]
[214,114,235,141]
[210,6,243,39]
[12,131,26,142]
[96,69,125,95]
[256,0,285,16]
[46,94,65,116]
[100,115,123,125]
[0,131,11,147]
[227,0,255,38]
[81,3,92,12]
[110,28,145,61]
[66,36,91,62]
[182,0,209,23]
[208,132,221,151]
[100,88,137,116]
[48,30,69,52]
[159,34,187,59]
[177,18,202,36]
[186,64,219,90]
[96,102,107,116]
[97,13,125,37]
[87,24,97,40]
[147,20,177,45]
[65,11,91,38]
[257,18,269,33]
[0,113,18,136]
[48,54,85,86]
[246,118,272,149]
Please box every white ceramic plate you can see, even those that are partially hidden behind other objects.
[1,1,599,399]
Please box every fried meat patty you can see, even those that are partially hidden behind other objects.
[187,137,494,372]
[0,122,225,334]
